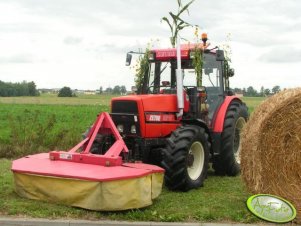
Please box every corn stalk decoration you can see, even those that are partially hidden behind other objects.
[161,0,195,47]
[192,27,203,87]
[162,0,204,87]
[193,45,203,87]
[220,33,232,80]
[134,48,150,92]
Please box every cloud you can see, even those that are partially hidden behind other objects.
[0,0,301,90]
[187,0,301,47]
[259,47,301,63]
[63,36,82,45]
[0,54,33,64]
[0,23,45,34]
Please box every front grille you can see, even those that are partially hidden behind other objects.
[110,113,140,136]
[111,100,138,114]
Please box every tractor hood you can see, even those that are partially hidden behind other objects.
[111,94,181,138]
[111,94,178,113]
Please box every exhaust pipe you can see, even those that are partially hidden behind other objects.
[176,36,184,118]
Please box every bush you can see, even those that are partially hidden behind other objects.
[58,86,75,97]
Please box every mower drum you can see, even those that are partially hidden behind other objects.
[11,113,164,211]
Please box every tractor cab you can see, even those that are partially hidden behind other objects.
[127,44,233,127]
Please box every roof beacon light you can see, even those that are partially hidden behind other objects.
[201,33,208,45]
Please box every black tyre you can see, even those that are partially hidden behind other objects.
[213,101,248,176]
[161,125,210,191]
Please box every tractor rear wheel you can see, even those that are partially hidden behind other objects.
[161,125,210,191]
[213,101,248,176]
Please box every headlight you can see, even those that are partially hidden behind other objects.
[117,124,124,133]
[131,125,136,134]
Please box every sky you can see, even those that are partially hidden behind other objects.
[0,0,300,91]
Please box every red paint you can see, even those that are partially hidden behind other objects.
[47,112,128,167]
[141,94,178,112]
[152,43,216,61]
[83,112,128,154]
[11,111,165,182]
[12,153,164,182]
[213,96,241,132]
[49,151,123,166]
[144,123,179,138]
[112,94,182,138]
[155,49,190,61]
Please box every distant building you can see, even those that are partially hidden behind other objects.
[38,88,60,94]
[39,88,98,95]
[83,90,96,95]
[74,90,97,95]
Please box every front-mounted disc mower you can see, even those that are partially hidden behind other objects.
[12,112,164,210]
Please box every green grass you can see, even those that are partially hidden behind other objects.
[0,93,116,105]
[0,94,120,158]
[0,103,109,158]
[0,159,257,222]
[242,97,266,113]
[0,95,265,223]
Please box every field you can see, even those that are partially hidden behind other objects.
[0,94,115,158]
[0,93,114,105]
[0,94,265,223]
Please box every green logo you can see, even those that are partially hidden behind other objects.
[247,194,296,223]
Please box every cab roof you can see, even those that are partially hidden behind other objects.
[151,43,216,61]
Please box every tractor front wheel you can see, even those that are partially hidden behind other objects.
[161,125,210,191]
[213,101,248,176]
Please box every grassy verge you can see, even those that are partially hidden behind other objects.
[0,95,265,223]
[0,96,264,158]
[1,159,257,223]
[0,103,108,158]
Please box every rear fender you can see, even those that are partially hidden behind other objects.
[212,96,242,133]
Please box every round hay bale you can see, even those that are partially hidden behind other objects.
[241,88,301,220]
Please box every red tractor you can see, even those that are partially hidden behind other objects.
[93,37,248,191]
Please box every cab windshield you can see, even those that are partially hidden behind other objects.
[146,53,224,122]
[147,53,223,95]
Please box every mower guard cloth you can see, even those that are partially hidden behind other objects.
[11,112,164,210]
[12,153,164,211]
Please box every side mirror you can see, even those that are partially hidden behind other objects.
[228,68,235,77]
[216,50,225,61]
[125,53,132,66]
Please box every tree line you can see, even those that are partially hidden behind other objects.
[0,80,39,97]
[57,85,128,97]
[99,85,127,95]
[0,79,281,98]
[233,85,281,97]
